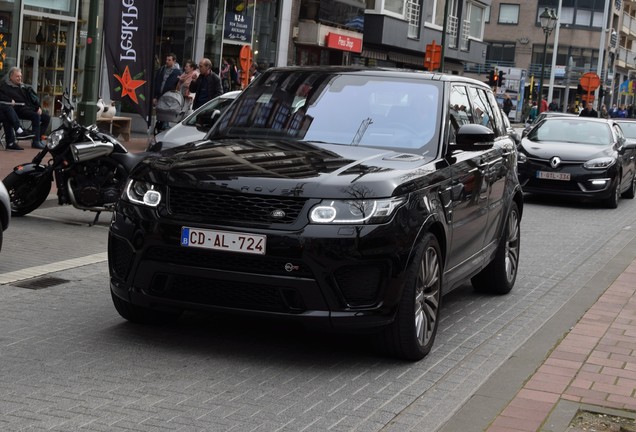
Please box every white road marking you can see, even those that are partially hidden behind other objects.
[0,253,107,285]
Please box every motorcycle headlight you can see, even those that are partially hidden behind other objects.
[47,130,65,149]
[517,152,527,163]
[309,197,405,224]
[125,179,162,207]
[583,157,615,170]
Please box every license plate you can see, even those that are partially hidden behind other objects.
[181,227,266,255]
[537,171,571,181]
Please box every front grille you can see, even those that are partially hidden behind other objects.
[334,264,386,307]
[144,246,313,278]
[147,274,298,312]
[109,236,134,279]
[168,187,307,225]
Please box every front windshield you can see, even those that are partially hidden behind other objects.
[528,118,612,146]
[212,70,442,153]
[618,121,636,139]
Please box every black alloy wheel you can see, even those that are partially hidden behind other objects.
[379,233,442,361]
[472,201,521,295]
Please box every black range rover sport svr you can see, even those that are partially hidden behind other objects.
[108,67,523,360]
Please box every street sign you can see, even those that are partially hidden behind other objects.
[579,72,600,92]
[424,41,441,71]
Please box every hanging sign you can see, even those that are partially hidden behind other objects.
[224,13,253,43]
[103,0,156,127]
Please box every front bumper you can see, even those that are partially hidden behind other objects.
[108,201,420,329]
[518,161,618,200]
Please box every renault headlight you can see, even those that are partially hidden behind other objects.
[583,157,615,170]
[125,179,162,207]
[309,197,405,224]
[47,130,65,149]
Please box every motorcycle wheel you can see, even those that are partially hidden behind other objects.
[3,171,52,216]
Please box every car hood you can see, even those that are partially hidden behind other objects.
[520,138,613,161]
[137,138,439,198]
[154,124,207,150]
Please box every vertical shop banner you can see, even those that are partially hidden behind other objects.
[103,1,156,126]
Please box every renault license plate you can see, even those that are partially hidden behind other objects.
[537,171,570,181]
[181,227,266,255]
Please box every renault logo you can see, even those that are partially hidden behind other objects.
[550,157,561,169]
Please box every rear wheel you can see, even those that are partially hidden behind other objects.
[378,233,442,361]
[472,202,521,295]
[111,291,182,324]
[3,171,52,216]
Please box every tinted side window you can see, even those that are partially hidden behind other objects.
[486,90,507,137]
[467,86,497,134]
[448,85,473,144]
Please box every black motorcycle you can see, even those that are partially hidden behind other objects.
[2,92,148,224]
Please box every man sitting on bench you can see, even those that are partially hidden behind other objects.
[0,67,49,149]
[0,103,34,151]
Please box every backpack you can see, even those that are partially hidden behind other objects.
[156,90,186,122]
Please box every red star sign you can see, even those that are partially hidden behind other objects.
[114,66,145,104]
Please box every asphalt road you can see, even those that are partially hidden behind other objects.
[2,187,636,431]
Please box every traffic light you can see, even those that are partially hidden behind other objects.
[493,70,499,87]
[488,70,495,86]
[599,86,605,100]
[498,70,506,87]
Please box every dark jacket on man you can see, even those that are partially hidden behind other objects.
[0,81,41,112]
[154,65,181,99]
[189,71,223,110]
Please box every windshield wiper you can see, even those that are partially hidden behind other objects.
[351,117,373,146]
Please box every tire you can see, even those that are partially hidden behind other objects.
[472,202,521,295]
[604,178,620,209]
[622,173,636,199]
[111,291,182,324]
[2,171,52,216]
[378,233,442,361]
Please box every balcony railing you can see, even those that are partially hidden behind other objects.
[622,13,636,38]
[447,15,458,48]
[464,60,515,74]
[616,46,636,69]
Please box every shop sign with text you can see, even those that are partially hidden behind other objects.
[224,13,253,43]
[325,33,362,53]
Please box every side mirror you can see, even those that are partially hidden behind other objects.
[455,124,495,151]
[196,109,221,129]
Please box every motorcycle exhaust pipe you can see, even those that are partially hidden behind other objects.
[71,142,115,163]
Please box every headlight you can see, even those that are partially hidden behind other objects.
[583,157,615,170]
[125,179,162,207]
[309,197,405,224]
[517,152,527,163]
[47,130,65,149]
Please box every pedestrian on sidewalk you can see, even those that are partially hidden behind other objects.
[153,53,182,132]
[189,58,223,110]
[177,59,199,114]
[0,67,50,149]
[0,103,34,151]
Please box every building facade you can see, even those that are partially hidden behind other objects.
[1,0,498,129]
[469,0,625,115]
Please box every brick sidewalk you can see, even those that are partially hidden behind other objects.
[487,259,636,431]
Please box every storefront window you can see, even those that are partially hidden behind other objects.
[0,1,20,78]
[155,0,198,67]
[24,0,76,17]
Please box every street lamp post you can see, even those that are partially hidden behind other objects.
[537,8,558,113]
